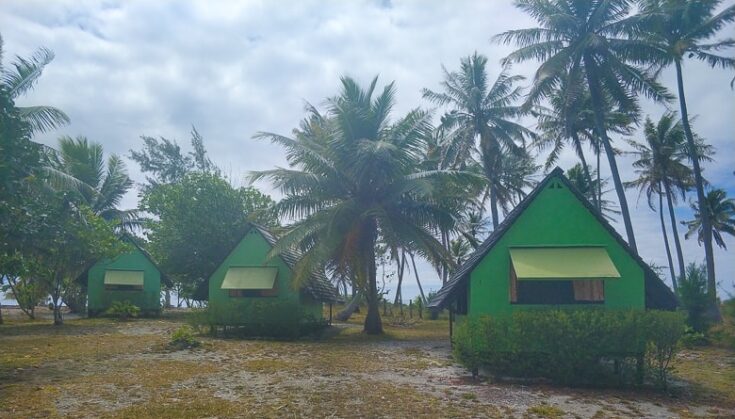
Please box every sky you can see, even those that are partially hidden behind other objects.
[1,0,734,302]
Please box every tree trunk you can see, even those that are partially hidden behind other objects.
[440,230,449,285]
[583,56,637,253]
[596,140,602,211]
[409,252,427,305]
[572,132,598,208]
[659,193,677,288]
[5,277,36,320]
[0,301,3,325]
[393,251,406,305]
[335,291,362,321]
[363,225,383,335]
[489,186,500,229]
[674,60,717,306]
[664,183,686,286]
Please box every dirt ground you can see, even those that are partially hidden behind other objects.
[1,307,733,418]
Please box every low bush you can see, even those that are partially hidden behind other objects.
[680,326,709,348]
[169,325,201,349]
[452,309,684,388]
[199,299,327,339]
[105,300,141,321]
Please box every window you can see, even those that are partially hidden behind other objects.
[221,266,279,298]
[510,264,604,305]
[104,284,143,291]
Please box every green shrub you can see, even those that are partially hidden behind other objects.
[105,300,141,321]
[677,263,710,332]
[680,326,709,348]
[201,299,327,339]
[169,325,201,349]
[452,309,684,388]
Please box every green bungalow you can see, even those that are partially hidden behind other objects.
[86,240,172,316]
[205,223,339,327]
[428,168,677,330]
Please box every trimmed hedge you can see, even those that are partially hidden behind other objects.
[453,309,684,387]
[198,299,327,339]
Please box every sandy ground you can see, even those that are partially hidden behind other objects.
[1,308,733,418]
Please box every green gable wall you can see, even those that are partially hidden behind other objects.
[207,230,323,325]
[87,248,162,315]
[465,177,645,317]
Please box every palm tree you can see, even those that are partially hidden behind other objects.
[684,189,735,251]
[251,76,459,334]
[0,35,69,135]
[636,0,735,302]
[422,52,535,228]
[566,164,619,220]
[53,136,140,232]
[496,0,673,254]
[625,113,694,288]
[449,238,471,267]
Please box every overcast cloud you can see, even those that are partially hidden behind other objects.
[2,0,733,300]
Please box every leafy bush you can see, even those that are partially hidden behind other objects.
[680,326,709,348]
[200,299,326,339]
[453,309,684,388]
[677,263,710,332]
[169,325,201,349]
[105,300,141,321]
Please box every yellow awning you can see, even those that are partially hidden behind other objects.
[104,270,144,286]
[221,267,278,290]
[509,247,620,280]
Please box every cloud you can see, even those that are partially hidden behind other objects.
[1,0,733,300]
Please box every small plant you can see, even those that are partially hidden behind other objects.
[680,326,709,348]
[527,404,565,418]
[105,300,141,321]
[169,325,201,349]
[677,263,710,333]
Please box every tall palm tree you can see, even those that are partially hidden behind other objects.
[635,0,735,302]
[625,113,694,287]
[251,76,459,334]
[684,189,735,251]
[53,136,140,233]
[0,35,69,135]
[496,0,673,254]
[422,52,535,228]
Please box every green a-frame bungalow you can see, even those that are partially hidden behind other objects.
[86,239,172,317]
[204,223,339,326]
[428,168,677,326]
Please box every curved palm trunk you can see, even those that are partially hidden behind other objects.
[674,60,717,305]
[571,132,597,208]
[659,193,677,288]
[393,251,406,305]
[583,57,637,253]
[335,291,362,322]
[409,252,427,305]
[596,143,602,211]
[663,183,686,286]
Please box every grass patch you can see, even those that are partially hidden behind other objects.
[526,403,565,418]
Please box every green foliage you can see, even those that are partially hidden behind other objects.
[677,263,710,332]
[140,171,275,301]
[683,189,735,250]
[201,299,325,339]
[105,300,141,321]
[680,326,709,348]
[453,309,685,388]
[169,325,201,349]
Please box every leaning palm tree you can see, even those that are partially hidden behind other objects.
[251,76,461,334]
[422,52,535,228]
[635,0,735,302]
[53,136,140,232]
[625,113,694,287]
[496,0,673,254]
[684,189,735,251]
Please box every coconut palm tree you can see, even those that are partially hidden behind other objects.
[251,76,461,334]
[0,35,69,135]
[683,189,735,251]
[566,164,619,220]
[635,0,735,302]
[53,136,140,233]
[625,113,695,287]
[422,52,535,228]
[496,0,673,254]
